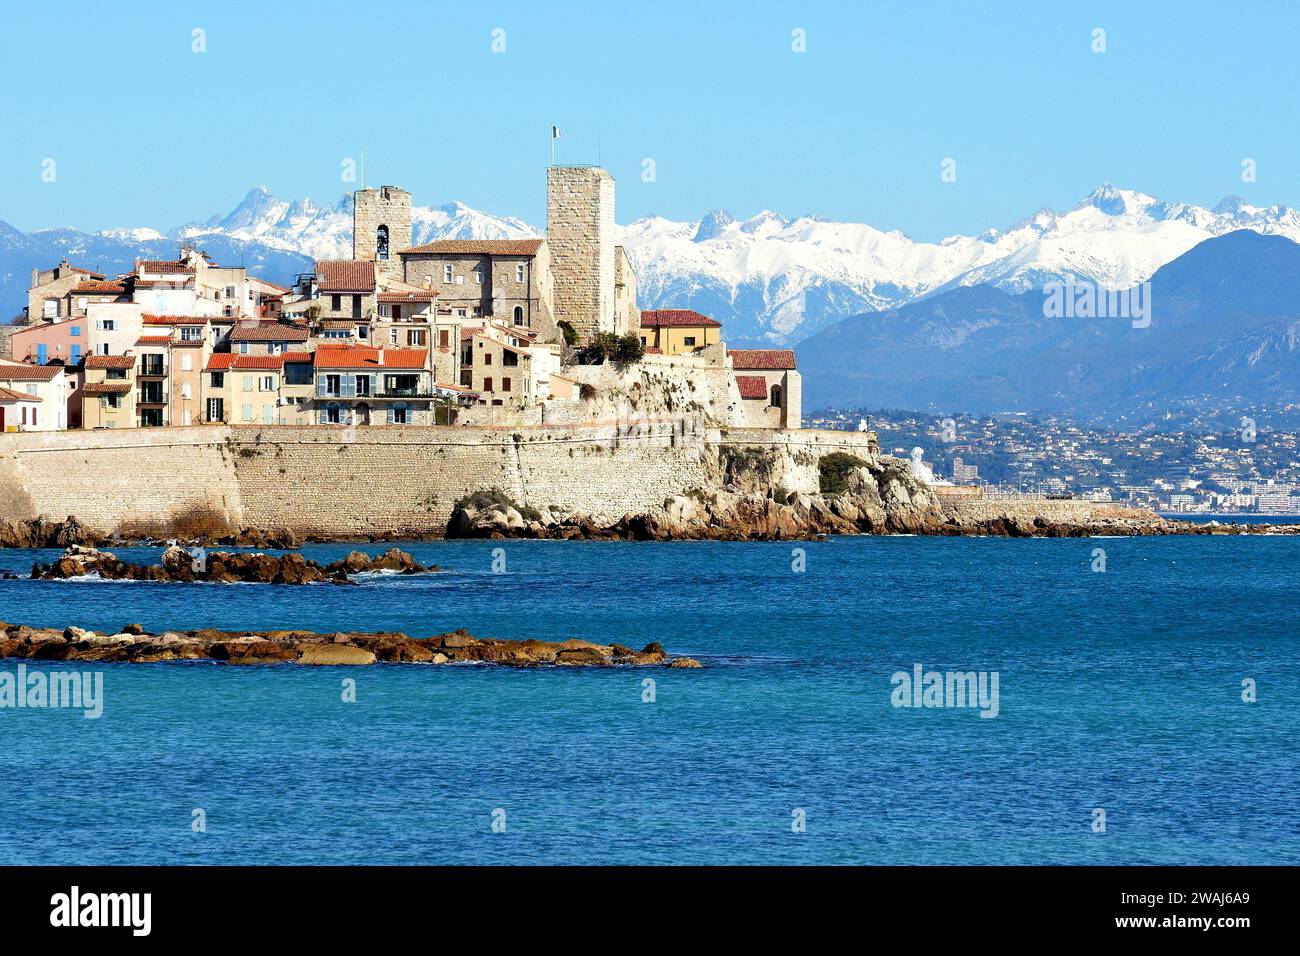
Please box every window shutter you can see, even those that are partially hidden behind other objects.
[319,408,328,425]
[387,406,394,424]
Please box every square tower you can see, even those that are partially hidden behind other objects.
[353,186,412,276]
[546,166,616,341]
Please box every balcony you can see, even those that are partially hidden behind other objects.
[138,360,167,377]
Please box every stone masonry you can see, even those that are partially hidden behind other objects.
[353,186,412,278]
[546,167,616,341]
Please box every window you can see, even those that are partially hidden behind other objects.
[683,336,697,346]
[502,377,511,392]
[502,350,518,367]
[181,326,201,341]
[389,402,409,425]
[770,384,783,407]
[331,294,341,311]
[390,329,398,345]
[456,309,467,317]
[513,305,524,325]
[408,329,425,347]
[70,326,81,337]
[260,376,275,391]
[98,343,110,356]
[182,354,193,371]
[326,402,341,424]
[284,363,312,386]
[242,404,253,422]
[356,376,370,397]
[515,264,525,283]
[43,299,58,319]
[25,385,37,396]
[239,341,250,354]
[473,267,484,284]
[483,352,492,366]
[443,264,453,283]
[225,286,236,299]
[358,325,368,340]
[182,382,192,399]
[70,344,82,364]
[36,344,48,364]
[391,305,402,321]
[77,297,88,311]
[483,377,493,392]
[352,295,362,319]
[107,368,126,380]
[325,374,341,397]
[376,225,390,260]
[211,372,225,388]
[263,404,275,424]
[243,376,254,391]
[96,319,116,331]
[182,410,192,426]
[207,398,224,421]
[103,394,122,410]
[438,330,449,349]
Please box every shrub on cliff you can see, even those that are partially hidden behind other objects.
[819,453,868,496]
[556,320,578,346]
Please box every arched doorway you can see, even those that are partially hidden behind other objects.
[770,384,783,408]
[355,402,371,425]
[376,225,390,260]
[513,305,524,325]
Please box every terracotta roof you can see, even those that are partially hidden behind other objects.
[142,314,206,326]
[208,354,295,371]
[73,280,128,294]
[230,322,309,342]
[397,239,545,256]
[735,375,769,400]
[0,364,63,381]
[85,355,136,370]
[133,336,171,346]
[82,382,132,396]
[136,260,194,274]
[314,346,427,370]
[315,260,376,292]
[0,386,41,402]
[66,265,106,279]
[250,277,291,292]
[640,309,722,328]
[377,291,438,303]
[729,349,797,370]
[281,352,314,364]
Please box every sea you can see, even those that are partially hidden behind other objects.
[1,534,1296,865]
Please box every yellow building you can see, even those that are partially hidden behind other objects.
[80,355,136,429]
[637,309,722,355]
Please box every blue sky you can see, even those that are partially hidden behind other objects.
[2,0,1297,240]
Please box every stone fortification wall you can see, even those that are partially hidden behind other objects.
[0,424,878,537]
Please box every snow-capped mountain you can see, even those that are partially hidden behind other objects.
[180,187,537,261]
[618,185,1300,344]
[8,184,1300,347]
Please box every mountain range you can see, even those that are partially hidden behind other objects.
[3,184,1299,423]
[797,229,1300,421]
[6,183,1300,344]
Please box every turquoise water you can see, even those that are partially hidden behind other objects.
[1,536,1297,865]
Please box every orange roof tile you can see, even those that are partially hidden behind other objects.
[0,364,64,381]
[314,346,426,370]
[315,260,376,292]
[0,386,41,402]
[85,355,135,370]
[729,349,797,370]
[734,375,769,399]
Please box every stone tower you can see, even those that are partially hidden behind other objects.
[353,186,412,276]
[546,166,616,340]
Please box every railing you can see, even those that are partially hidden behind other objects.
[139,362,166,376]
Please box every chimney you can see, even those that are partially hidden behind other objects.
[377,347,385,366]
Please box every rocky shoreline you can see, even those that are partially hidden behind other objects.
[26,545,432,585]
[0,621,701,668]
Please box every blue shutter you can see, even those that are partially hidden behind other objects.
[386,406,394,424]
[319,408,328,425]
[70,345,82,364]
[36,344,48,364]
